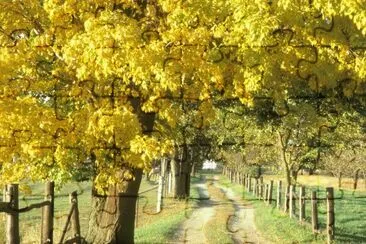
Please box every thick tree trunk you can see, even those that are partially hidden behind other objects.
[85,97,155,243]
[185,169,191,197]
[85,169,143,244]
[170,158,191,199]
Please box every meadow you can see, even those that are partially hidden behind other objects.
[0,177,201,244]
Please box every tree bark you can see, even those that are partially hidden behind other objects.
[291,169,299,183]
[285,167,292,185]
[353,169,360,190]
[170,158,191,199]
[191,163,196,177]
[85,169,143,244]
[337,171,342,189]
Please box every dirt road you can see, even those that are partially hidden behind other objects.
[173,176,269,244]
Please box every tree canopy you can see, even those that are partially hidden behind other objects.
[0,0,365,188]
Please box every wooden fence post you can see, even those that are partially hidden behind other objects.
[299,186,305,222]
[311,191,318,233]
[259,177,264,199]
[157,175,164,213]
[6,184,19,244]
[168,172,172,194]
[244,174,248,190]
[264,184,268,202]
[289,185,295,218]
[284,185,290,213]
[248,176,252,192]
[326,187,335,243]
[277,181,282,209]
[41,181,54,244]
[70,191,81,244]
[268,180,273,205]
[253,179,257,196]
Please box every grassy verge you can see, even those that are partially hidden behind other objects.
[134,201,192,243]
[135,176,202,243]
[0,219,4,241]
[262,175,366,243]
[203,178,234,244]
[218,175,327,244]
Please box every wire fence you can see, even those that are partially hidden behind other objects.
[223,167,366,243]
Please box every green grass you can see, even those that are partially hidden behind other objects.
[135,175,202,243]
[263,179,366,243]
[0,219,4,241]
[0,181,93,243]
[300,186,366,243]
[1,177,202,243]
[221,174,366,243]
[135,206,191,243]
[218,176,327,243]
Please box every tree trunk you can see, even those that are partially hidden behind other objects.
[291,169,299,184]
[353,169,360,191]
[185,169,191,197]
[170,158,191,199]
[85,169,143,244]
[338,171,342,189]
[191,163,196,177]
[285,167,292,185]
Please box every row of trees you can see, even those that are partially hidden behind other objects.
[0,0,365,242]
[208,98,366,187]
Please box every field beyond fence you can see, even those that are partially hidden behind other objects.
[223,167,366,243]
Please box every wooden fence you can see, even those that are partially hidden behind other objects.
[223,167,335,244]
[0,182,81,244]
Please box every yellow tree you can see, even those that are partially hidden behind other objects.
[0,0,230,242]
[1,0,365,242]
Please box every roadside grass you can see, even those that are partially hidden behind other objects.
[134,200,192,243]
[0,220,4,241]
[262,175,366,243]
[135,176,202,243]
[202,178,234,244]
[218,175,327,244]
